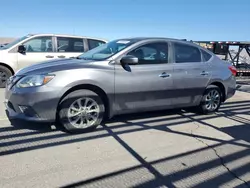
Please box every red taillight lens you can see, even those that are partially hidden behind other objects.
[228,65,237,76]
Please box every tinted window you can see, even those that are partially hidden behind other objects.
[57,37,84,52]
[23,36,53,52]
[88,39,106,50]
[174,43,202,63]
[201,49,212,61]
[127,42,169,64]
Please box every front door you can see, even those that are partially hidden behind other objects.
[17,36,54,69]
[172,42,211,107]
[114,42,174,114]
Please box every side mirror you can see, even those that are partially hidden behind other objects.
[18,45,26,53]
[120,55,139,65]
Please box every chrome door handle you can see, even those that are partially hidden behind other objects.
[46,55,54,58]
[58,55,66,58]
[200,71,209,76]
[159,72,170,78]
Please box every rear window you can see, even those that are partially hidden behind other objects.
[88,39,106,50]
[201,49,212,61]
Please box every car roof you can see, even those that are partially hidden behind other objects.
[112,37,201,47]
[113,37,202,48]
[27,33,108,42]
[111,37,214,55]
[114,37,187,42]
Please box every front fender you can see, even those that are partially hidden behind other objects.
[50,68,115,118]
[59,79,108,97]
[0,51,18,72]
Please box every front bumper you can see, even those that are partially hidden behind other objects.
[4,85,62,122]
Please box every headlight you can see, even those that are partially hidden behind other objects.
[16,75,55,88]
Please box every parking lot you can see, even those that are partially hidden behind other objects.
[1,88,250,188]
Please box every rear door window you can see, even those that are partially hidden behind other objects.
[56,37,84,52]
[174,43,202,63]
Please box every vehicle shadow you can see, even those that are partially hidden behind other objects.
[1,99,250,187]
[61,100,250,188]
[4,107,182,133]
[3,100,250,145]
[1,100,249,154]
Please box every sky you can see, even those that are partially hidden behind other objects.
[0,0,250,41]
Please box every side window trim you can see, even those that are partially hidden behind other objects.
[83,38,89,52]
[199,48,205,62]
[52,36,57,53]
[54,36,58,52]
[125,41,170,65]
[21,36,53,53]
[168,42,174,64]
[201,49,206,62]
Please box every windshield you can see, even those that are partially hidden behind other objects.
[78,39,137,60]
[0,35,31,49]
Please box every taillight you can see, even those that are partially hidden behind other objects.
[228,65,237,76]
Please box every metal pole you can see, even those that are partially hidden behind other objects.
[245,45,250,57]
[225,45,229,60]
[232,46,243,67]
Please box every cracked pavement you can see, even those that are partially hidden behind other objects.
[0,89,250,188]
[190,122,249,187]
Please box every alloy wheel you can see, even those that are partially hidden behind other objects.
[205,89,220,111]
[67,97,100,128]
[0,70,8,85]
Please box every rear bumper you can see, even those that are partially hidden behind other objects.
[225,76,236,100]
[226,86,236,100]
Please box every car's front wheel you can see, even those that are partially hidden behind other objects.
[58,89,105,133]
[0,65,12,88]
[198,85,222,114]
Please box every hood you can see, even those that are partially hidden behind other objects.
[16,58,95,75]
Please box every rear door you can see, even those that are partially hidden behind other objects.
[114,41,174,114]
[54,36,85,59]
[172,42,211,107]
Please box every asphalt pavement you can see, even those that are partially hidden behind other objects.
[0,88,250,188]
[236,79,250,93]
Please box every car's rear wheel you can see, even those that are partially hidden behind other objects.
[198,85,222,114]
[58,89,105,133]
[0,65,12,88]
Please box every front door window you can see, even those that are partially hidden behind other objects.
[23,36,53,52]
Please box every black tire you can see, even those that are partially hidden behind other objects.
[197,85,222,114]
[57,89,105,133]
[0,65,12,88]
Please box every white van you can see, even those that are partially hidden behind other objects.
[0,33,107,87]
